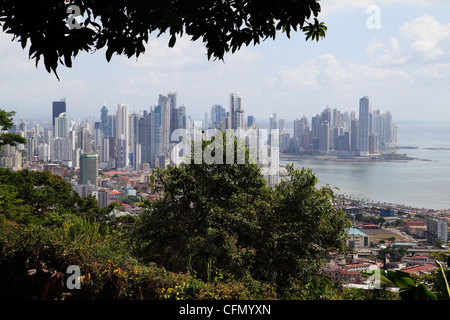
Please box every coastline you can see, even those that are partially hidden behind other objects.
[279,153,430,163]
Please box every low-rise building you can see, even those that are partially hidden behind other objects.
[402,264,437,276]
[402,255,435,268]
[323,265,362,284]
[347,227,370,248]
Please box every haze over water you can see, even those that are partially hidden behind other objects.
[282,122,450,211]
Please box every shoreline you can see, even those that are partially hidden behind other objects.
[278,153,448,212]
[279,153,431,163]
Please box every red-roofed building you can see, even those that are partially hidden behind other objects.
[402,255,434,268]
[402,264,437,276]
[405,221,425,228]
[363,224,379,229]
[323,265,363,284]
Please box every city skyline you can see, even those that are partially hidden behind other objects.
[1,1,450,123]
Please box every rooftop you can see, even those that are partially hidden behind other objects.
[347,227,367,236]
[402,264,437,274]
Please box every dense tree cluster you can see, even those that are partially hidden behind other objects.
[133,132,350,294]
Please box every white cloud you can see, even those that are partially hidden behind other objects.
[279,53,410,90]
[399,15,450,60]
[366,37,407,66]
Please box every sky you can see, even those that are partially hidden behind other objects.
[1,0,450,125]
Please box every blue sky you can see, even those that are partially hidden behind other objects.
[1,0,450,124]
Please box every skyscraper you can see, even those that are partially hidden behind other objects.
[211,105,226,127]
[293,117,308,148]
[52,98,66,131]
[77,124,92,153]
[116,104,129,167]
[176,105,187,131]
[269,113,277,146]
[54,112,68,138]
[351,118,359,152]
[358,96,371,156]
[158,95,171,154]
[369,131,378,154]
[167,92,177,134]
[79,153,99,189]
[382,111,393,147]
[247,115,255,127]
[139,110,152,165]
[319,120,330,154]
[150,105,162,167]
[229,93,243,129]
[100,105,111,137]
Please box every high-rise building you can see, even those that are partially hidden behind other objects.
[372,109,383,144]
[79,153,99,189]
[369,131,378,154]
[133,143,142,171]
[100,137,111,163]
[351,118,359,152]
[100,105,111,137]
[77,124,92,153]
[311,115,321,139]
[139,110,152,165]
[175,105,187,131]
[166,92,177,134]
[150,105,162,167]
[358,96,371,156]
[229,93,243,129]
[293,117,308,148]
[319,120,330,154]
[52,99,66,129]
[247,115,255,127]
[54,112,68,138]
[98,189,111,208]
[211,105,226,127]
[116,138,128,169]
[382,111,393,147]
[158,96,171,154]
[116,104,129,167]
[426,217,448,243]
[129,112,141,157]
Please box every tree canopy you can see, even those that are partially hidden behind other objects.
[133,131,350,294]
[0,0,327,79]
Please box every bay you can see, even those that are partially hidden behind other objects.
[281,122,450,210]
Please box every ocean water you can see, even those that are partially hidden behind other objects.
[281,122,450,210]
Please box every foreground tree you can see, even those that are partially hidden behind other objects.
[0,0,327,78]
[255,165,350,291]
[133,132,350,294]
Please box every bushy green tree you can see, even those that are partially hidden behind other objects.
[134,132,268,279]
[255,165,350,292]
[133,132,350,294]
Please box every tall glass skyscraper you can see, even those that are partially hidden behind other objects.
[150,105,162,166]
[229,93,243,129]
[116,104,129,167]
[358,96,370,156]
[79,153,98,189]
[52,98,66,131]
